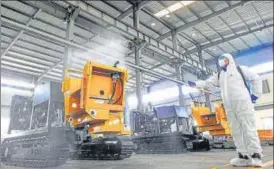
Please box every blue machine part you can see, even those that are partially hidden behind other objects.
[155,106,188,119]
[174,106,189,118]
[155,106,176,119]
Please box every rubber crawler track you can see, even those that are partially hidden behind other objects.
[1,133,69,168]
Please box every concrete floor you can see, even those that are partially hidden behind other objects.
[1,147,273,169]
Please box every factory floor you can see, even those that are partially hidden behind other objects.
[1,147,273,169]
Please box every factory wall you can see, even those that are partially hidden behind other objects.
[255,109,273,130]
[254,72,273,129]
[256,73,273,106]
[234,43,273,67]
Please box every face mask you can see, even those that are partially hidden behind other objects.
[218,59,227,68]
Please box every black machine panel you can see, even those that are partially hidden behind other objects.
[31,100,49,129]
[131,105,210,154]
[8,95,33,133]
[131,111,158,135]
[8,82,65,132]
[131,106,193,135]
[31,81,64,129]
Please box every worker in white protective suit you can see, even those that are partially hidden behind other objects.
[188,53,263,167]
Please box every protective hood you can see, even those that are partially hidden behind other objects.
[219,53,235,65]
[218,53,237,71]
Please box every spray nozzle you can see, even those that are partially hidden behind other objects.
[114,61,119,68]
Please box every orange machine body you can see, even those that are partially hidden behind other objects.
[191,103,273,141]
[191,103,231,136]
[62,61,131,136]
[257,129,274,141]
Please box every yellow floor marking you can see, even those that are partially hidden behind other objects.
[210,163,231,169]
[209,160,273,169]
[224,163,231,167]
[248,160,274,169]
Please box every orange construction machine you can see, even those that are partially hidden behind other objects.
[191,102,273,148]
[62,61,133,159]
[192,103,231,136]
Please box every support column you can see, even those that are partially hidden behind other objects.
[63,20,74,79]
[133,4,143,111]
[198,47,211,111]
[62,7,79,80]
[198,47,204,67]
[172,31,184,106]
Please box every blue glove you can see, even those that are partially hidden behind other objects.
[188,81,196,87]
[251,94,258,103]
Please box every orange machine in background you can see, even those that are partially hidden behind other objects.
[192,103,231,137]
[62,61,133,159]
[191,103,273,148]
[257,129,274,145]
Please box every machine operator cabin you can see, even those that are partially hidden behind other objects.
[1,1,273,169]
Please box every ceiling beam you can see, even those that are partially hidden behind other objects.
[157,1,251,41]
[250,2,266,27]
[150,21,273,71]
[65,1,214,74]
[233,9,264,45]
[177,32,217,58]
[0,9,42,59]
[183,23,273,56]
[36,60,62,82]
[102,0,156,34]
[117,1,152,20]
[158,1,187,24]
[218,15,251,48]
[22,0,213,77]
[203,2,236,54]
[141,8,173,30]
[1,17,194,86]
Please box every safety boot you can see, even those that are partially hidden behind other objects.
[230,153,251,167]
[249,153,263,167]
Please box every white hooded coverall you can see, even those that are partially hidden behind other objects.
[195,54,262,156]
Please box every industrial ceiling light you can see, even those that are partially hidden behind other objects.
[167,2,183,12]
[155,9,169,18]
[154,1,195,18]
[151,22,156,27]
[181,1,195,6]
[165,14,171,18]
